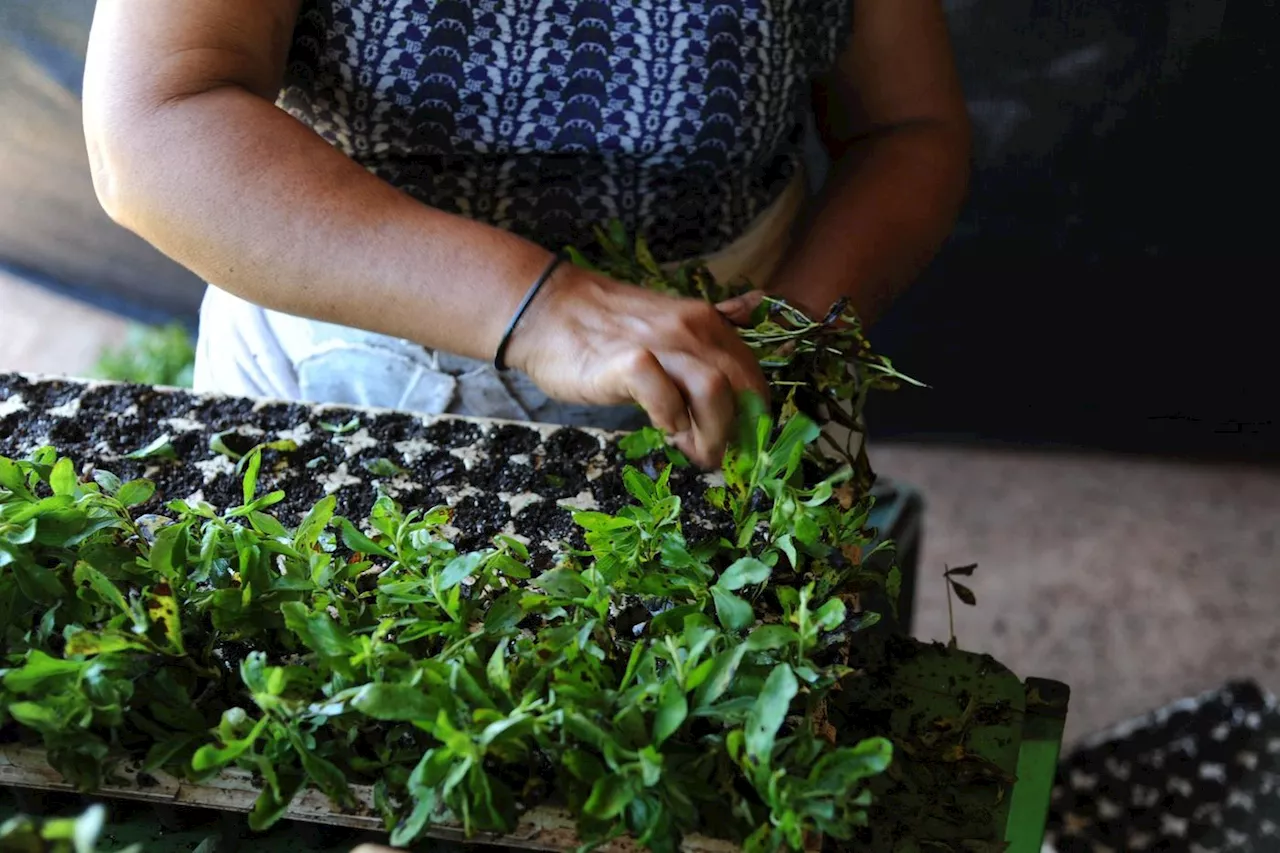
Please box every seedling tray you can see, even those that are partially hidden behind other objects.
[830,640,1070,852]
[0,374,709,568]
[0,745,740,853]
[0,661,1067,853]
[0,373,1068,852]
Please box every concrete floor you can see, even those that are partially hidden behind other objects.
[872,443,1280,746]
[0,268,130,376]
[3,269,1279,749]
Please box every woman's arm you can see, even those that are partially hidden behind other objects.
[763,0,971,326]
[83,0,766,469]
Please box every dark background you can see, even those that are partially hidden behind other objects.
[1,0,1276,459]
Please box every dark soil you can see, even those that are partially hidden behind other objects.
[452,494,513,552]
[42,417,92,448]
[364,412,428,445]
[541,428,602,463]
[470,455,536,495]
[484,423,541,455]
[307,406,361,431]
[17,377,86,411]
[333,485,382,525]
[201,473,247,512]
[407,450,464,488]
[272,435,331,468]
[386,485,448,514]
[0,411,56,457]
[208,430,259,458]
[527,457,589,501]
[258,440,334,517]
[79,384,198,424]
[111,424,168,458]
[667,467,734,540]
[0,373,31,399]
[423,419,481,449]
[515,500,585,570]
[0,415,23,450]
[189,396,259,433]
[275,479,329,521]
[145,466,205,508]
[250,402,312,433]
[349,446,410,477]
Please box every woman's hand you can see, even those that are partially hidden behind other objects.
[715,290,766,328]
[506,267,769,470]
[719,290,855,330]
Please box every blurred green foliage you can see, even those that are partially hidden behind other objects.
[92,323,195,388]
[0,804,143,853]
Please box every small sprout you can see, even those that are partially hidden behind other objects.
[363,458,406,478]
[125,434,177,461]
[943,563,980,647]
[320,417,361,435]
[209,430,257,460]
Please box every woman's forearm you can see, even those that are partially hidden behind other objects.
[79,0,774,469]
[768,121,970,326]
[87,86,555,363]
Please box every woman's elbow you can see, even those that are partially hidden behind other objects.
[83,101,153,231]
[86,135,130,228]
[83,78,184,232]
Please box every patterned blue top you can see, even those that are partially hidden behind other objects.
[279,0,851,260]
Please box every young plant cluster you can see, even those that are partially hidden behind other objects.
[92,322,196,390]
[0,394,901,853]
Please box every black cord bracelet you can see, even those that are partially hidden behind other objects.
[493,251,568,372]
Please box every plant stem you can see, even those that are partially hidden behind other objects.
[945,574,956,649]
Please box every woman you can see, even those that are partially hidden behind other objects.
[82,0,969,470]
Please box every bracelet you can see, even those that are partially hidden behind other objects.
[493,250,568,372]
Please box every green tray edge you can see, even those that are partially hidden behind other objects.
[1003,678,1071,853]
